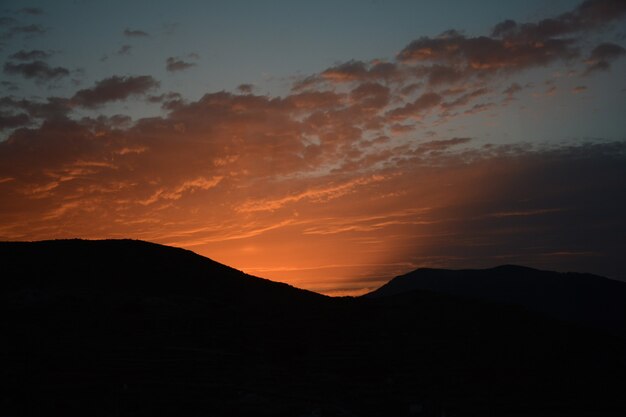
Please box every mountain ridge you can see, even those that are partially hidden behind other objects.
[2,239,626,416]
[366,263,626,337]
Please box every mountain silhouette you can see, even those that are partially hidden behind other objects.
[1,240,625,416]
[366,265,626,337]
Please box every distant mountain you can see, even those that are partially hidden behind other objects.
[366,265,626,337]
[2,241,625,417]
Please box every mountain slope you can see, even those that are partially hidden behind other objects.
[366,264,626,336]
[2,241,625,417]
[1,238,324,302]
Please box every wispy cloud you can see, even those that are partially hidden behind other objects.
[238,175,387,213]
[123,28,149,37]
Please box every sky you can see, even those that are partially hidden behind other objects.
[1,0,625,295]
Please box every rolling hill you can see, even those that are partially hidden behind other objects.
[1,240,625,416]
[366,265,626,337]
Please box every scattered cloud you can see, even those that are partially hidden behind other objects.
[71,75,159,108]
[123,28,149,37]
[1,23,46,39]
[0,96,71,120]
[503,83,523,96]
[0,111,31,130]
[584,42,626,73]
[491,0,626,38]
[0,17,18,27]
[18,7,44,16]
[166,57,196,72]
[0,104,623,289]
[1,81,19,92]
[3,60,69,81]
[13,24,45,34]
[237,83,254,94]
[116,44,132,56]
[388,92,442,120]
[0,0,625,292]
[147,91,183,109]
[294,0,625,100]
[398,29,579,74]
[238,175,387,213]
[9,49,51,61]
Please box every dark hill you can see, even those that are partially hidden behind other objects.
[1,241,626,417]
[366,265,626,337]
[0,239,324,303]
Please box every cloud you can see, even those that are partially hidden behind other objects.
[278,0,626,139]
[387,92,442,120]
[503,83,523,96]
[123,28,149,37]
[584,42,626,73]
[71,75,159,108]
[165,57,196,72]
[140,176,223,205]
[0,0,625,293]
[491,0,626,39]
[0,17,18,27]
[3,61,69,81]
[296,0,625,98]
[0,76,624,292]
[416,137,473,152]
[442,87,489,110]
[9,49,51,61]
[0,111,31,130]
[147,91,183,109]
[293,60,400,90]
[1,81,19,92]
[0,96,71,120]
[321,60,399,83]
[398,30,579,73]
[238,174,387,213]
[349,82,390,111]
[1,24,46,39]
[18,7,44,15]
[116,45,132,56]
[237,84,254,94]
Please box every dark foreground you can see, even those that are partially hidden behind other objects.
[1,239,625,416]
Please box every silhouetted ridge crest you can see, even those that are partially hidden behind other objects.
[367,264,626,336]
[2,240,625,416]
[0,239,324,302]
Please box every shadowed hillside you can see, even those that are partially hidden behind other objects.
[366,265,626,337]
[1,240,625,417]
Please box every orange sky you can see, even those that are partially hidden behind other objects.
[1,1,626,294]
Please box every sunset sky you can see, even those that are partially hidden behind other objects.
[1,0,625,295]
